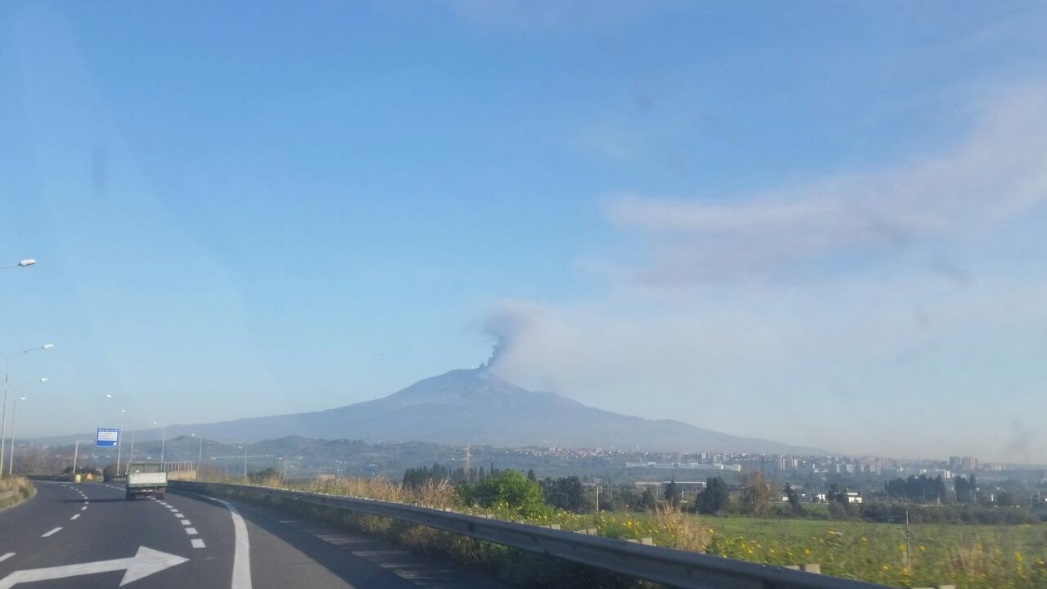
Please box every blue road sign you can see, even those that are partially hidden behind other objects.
[96,428,119,447]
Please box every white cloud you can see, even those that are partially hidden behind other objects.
[603,86,1047,286]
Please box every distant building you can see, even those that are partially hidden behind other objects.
[846,492,863,504]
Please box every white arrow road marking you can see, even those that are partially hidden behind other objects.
[0,546,188,589]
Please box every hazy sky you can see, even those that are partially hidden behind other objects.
[2,2,1046,463]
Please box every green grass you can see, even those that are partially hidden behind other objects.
[701,516,1047,588]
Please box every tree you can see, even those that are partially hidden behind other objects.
[540,476,586,513]
[739,471,772,516]
[696,476,730,514]
[638,487,658,512]
[784,483,803,515]
[102,463,119,480]
[663,478,680,508]
[466,470,548,517]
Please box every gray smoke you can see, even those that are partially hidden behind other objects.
[480,304,531,370]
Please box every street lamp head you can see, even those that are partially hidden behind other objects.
[105,394,113,399]
[18,259,36,268]
[17,396,25,402]
[41,344,53,350]
[39,377,48,383]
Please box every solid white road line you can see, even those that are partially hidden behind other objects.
[212,498,251,589]
[0,553,14,563]
[190,539,205,549]
[41,527,62,538]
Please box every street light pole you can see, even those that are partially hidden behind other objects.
[153,422,166,468]
[0,344,54,474]
[116,409,125,477]
[7,397,26,475]
[4,377,46,475]
[128,417,136,474]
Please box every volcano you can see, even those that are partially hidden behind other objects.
[158,368,824,453]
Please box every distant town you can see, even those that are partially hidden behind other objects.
[23,435,1047,508]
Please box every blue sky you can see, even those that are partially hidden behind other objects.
[2,1,1046,462]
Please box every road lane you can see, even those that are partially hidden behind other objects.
[0,481,232,589]
[188,492,511,589]
[1,481,512,588]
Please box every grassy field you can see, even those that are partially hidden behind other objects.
[538,509,1047,588]
[701,516,1047,588]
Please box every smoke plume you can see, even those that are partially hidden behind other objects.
[480,302,536,370]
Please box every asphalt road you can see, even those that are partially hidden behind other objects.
[0,481,509,589]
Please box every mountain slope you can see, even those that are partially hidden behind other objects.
[158,368,824,454]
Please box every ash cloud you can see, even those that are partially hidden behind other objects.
[480,303,534,370]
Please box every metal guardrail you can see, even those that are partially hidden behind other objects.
[172,481,892,589]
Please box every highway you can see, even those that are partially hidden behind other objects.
[0,481,509,589]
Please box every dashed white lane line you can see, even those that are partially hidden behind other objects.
[0,553,14,563]
[80,506,87,511]
[152,497,207,551]
[41,527,62,538]
[70,514,80,521]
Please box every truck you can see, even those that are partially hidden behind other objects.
[125,463,167,500]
